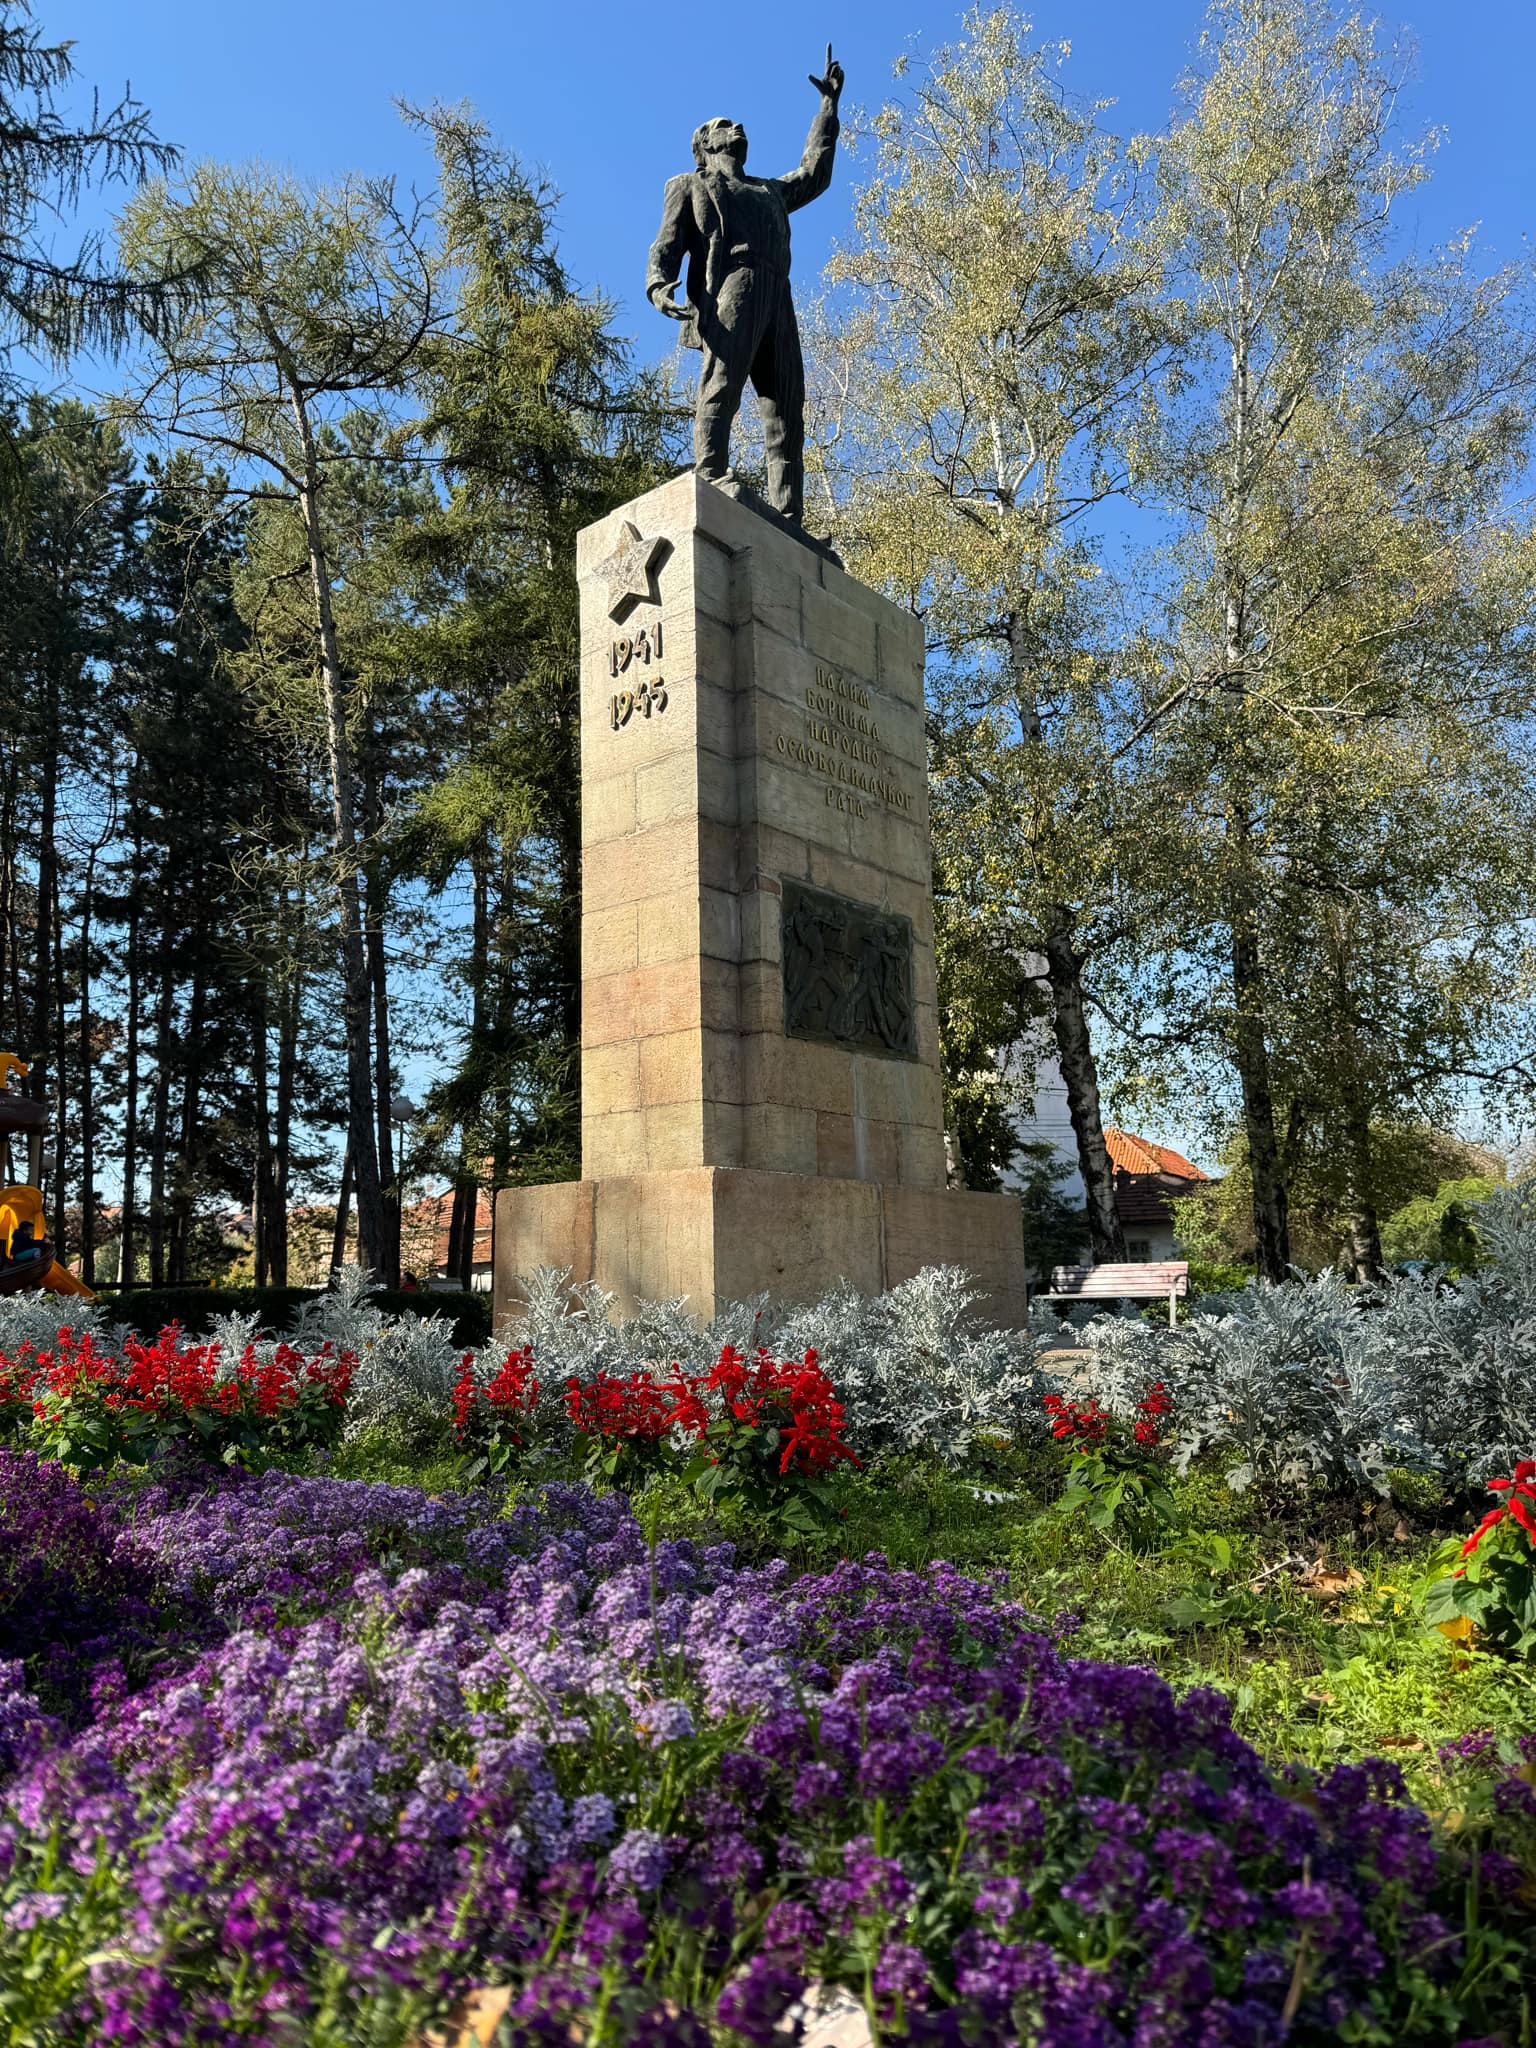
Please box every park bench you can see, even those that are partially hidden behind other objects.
[1037,1260,1190,1328]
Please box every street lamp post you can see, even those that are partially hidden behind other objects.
[388,1094,418,1289]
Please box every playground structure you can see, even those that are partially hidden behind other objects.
[0,1051,96,1301]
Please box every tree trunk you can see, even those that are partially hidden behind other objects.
[119,847,141,1288]
[289,398,386,1280]
[330,1142,353,1278]
[447,1175,475,1289]
[31,691,57,1191]
[1220,305,1291,1284]
[1229,862,1290,1280]
[461,856,491,1289]
[1341,1099,1382,1283]
[49,860,67,1259]
[0,738,21,1047]
[270,925,300,1288]
[76,862,96,1286]
[1043,913,1126,1265]
[252,976,271,1288]
[362,745,399,1287]
[168,972,205,1284]
[148,945,174,1287]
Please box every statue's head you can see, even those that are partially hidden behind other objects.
[692,117,748,171]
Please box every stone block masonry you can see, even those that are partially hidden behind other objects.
[494,471,1027,1327]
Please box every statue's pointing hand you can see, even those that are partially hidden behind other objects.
[809,44,844,106]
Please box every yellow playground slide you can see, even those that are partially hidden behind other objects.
[0,1052,97,1301]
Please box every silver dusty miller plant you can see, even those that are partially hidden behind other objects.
[1363,1184,1536,1483]
[1068,1184,1536,1493]
[0,1288,112,1354]
[769,1266,1059,1462]
[477,1263,1058,1466]
[287,1265,465,1443]
[1155,1272,1433,1496]
[6,1183,1531,1484]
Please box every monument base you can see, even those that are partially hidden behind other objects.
[494,1170,1028,1328]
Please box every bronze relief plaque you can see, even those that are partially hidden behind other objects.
[781,879,917,1060]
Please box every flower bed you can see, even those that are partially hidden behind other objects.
[0,1324,353,1469]
[1,1468,1532,2045]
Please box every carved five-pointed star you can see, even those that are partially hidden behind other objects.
[595,520,667,621]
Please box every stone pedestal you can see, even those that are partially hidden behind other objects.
[495,471,1027,1326]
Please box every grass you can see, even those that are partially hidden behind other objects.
[326,1427,1536,1813]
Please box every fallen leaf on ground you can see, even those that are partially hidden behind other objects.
[1297,1564,1366,1599]
[416,1986,515,2048]
[779,1983,873,2047]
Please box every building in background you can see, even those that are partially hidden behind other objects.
[400,1186,495,1292]
[1102,1127,1210,1261]
[999,1045,1212,1264]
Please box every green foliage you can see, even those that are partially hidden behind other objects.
[1382,1175,1507,1271]
[391,105,678,1197]
[1014,1138,1089,1275]
[1186,1258,1256,1298]
[1424,1533,1536,1662]
[811,6,1178,1247]
[367,1290,492,1347]
[1423,1467,1536,1661]
[0,3,184,532]
[681,1408,844,1541]
[1173,1129,1508,1277]
[1056,1445,1181,1551]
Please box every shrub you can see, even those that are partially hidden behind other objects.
[1070,1185,1536,1494]
[1043,1385,1180,1547]
[286,1265,471,1443]
[84,1284,494,1349]
[769,1265,1058,1463]
[90,1284,321,1338]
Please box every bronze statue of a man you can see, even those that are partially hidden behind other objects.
[647,46,844,529]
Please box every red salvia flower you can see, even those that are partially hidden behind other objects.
[1042,1393,1110,1447]
[1133,1381,1173,1447]
[1457,1461,1536,1568]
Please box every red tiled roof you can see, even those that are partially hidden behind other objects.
[1104,1127,1208,1181]
[402,1186,493,1271]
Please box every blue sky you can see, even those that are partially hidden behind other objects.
[37,0,1536,386]
[31,0,1536,1176]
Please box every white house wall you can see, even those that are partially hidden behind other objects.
[996,1023,1087,1206]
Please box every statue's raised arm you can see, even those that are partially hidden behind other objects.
[645,46,845,531]
[779,45,844,212]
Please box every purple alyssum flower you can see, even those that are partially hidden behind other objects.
[0,1466,1530,2046]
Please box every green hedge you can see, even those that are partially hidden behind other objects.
[367,1289,495,1347]
[90,1286,496,1350]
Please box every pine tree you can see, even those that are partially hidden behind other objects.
[117,162,451,1279]
[394,107,675,1229]
[0,2,184,521]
